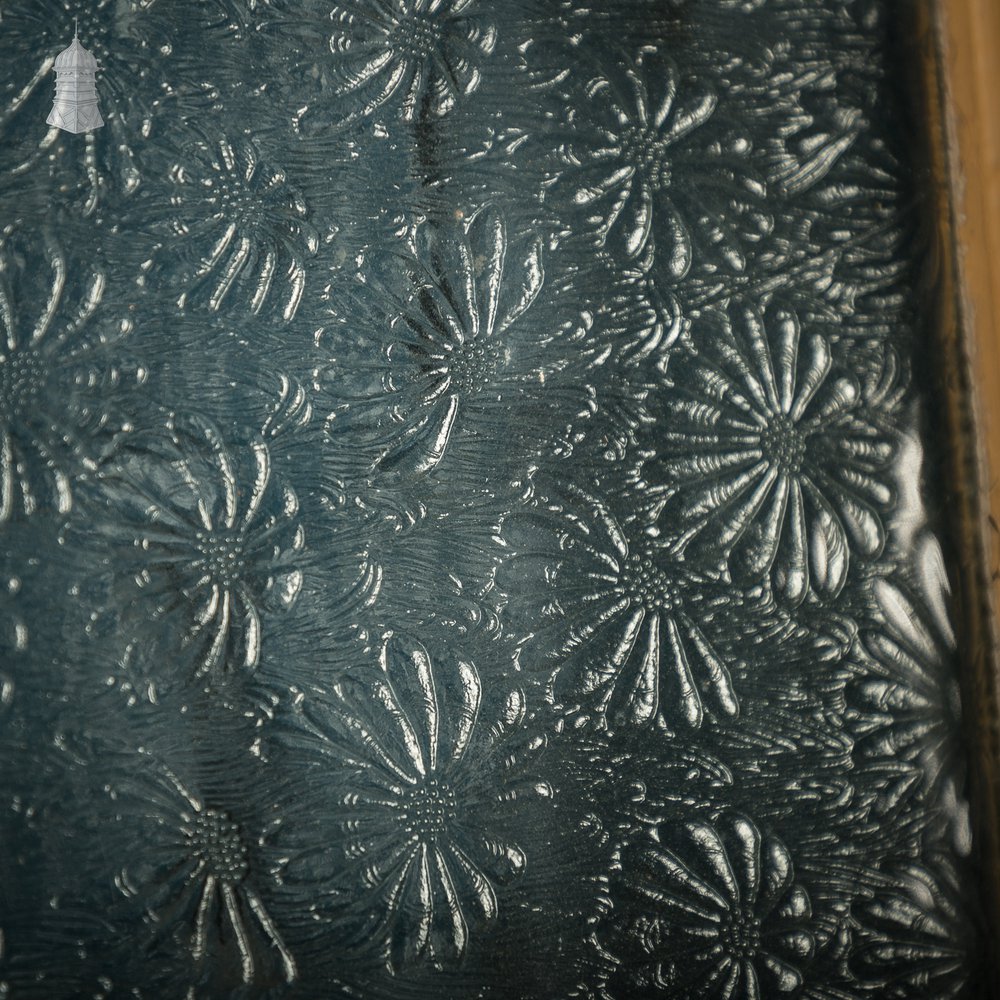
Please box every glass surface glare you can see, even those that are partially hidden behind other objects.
[0,1,985,997]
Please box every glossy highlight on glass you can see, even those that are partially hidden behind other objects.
[0,1,986,997]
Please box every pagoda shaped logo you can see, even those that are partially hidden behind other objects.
[47,20,104,134]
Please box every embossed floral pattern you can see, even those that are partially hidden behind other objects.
[558,47,769,273]
[847,536,970,853]
[499,486,740,730]
[572,248,688,373]
[852,859,970,999]
[321,0,497,124]
[607,270,686,371]
[108,749,296,989]
[616,813,815,998]
[132,133,318,320]
[659,302,893,605]
[0,1,984,996]
[0,545,27,708]
[0,236,132,522]
[93,414,304,681]
[321,205,547,480]
[284,635,547,971]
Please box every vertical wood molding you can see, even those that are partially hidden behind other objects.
[931,0,1000,967]
[940,0,1000,616]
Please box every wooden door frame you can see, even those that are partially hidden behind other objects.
[921,0,1000,972]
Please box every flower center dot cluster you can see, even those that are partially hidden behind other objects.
[0,350,44,420]
[401,778,458,840]
[448,339,503,394]
[620,126,672,191]
[194,530,247,587]
[187,808,250,883]
[760,415,807,474]
[624,549,682,611]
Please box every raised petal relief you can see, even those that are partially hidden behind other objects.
[852,858,970,999]
[0,234,133,522]
[498,485,740,731]
[108,749,296,989]
[282,635,548,971]
[92,413,305,683]
[558,48,769,273]
[321,205,548,481]
[659,302,893,605]
[0,0,177,211]
[0,2,983,994]
[268,0,496,128]
[614,813,815,998]
[129,132,318,321]
[847,534,971,854]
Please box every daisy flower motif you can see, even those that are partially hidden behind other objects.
[498,486,740,730]
[283,635,549,971]
[94,413,305,681]
[0,234,132,523]
[108,750,296,990]
[847,535,971,854]
[616,813,815,998]
[852,858,971,999]
[659,302,893,605]
[133,132,318,321]
[311,0,497,124]
[558,47,768,273]
[321,205,549,481]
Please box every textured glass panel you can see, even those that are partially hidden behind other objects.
[0,1,987,998]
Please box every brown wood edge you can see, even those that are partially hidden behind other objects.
[914,0,1000,973]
